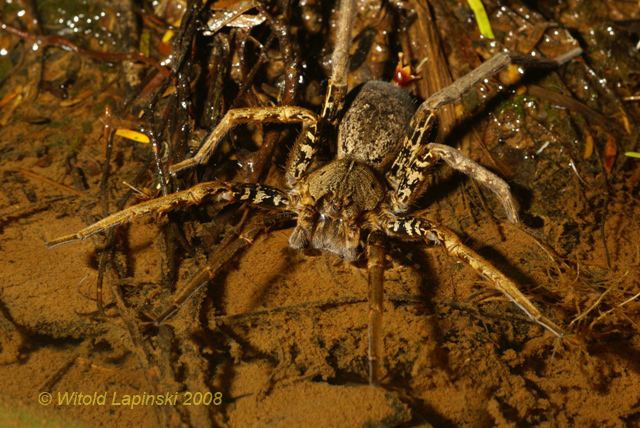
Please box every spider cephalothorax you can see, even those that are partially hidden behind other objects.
[49,0,582,385]
[291,158,386,261]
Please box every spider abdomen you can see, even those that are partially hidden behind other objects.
[337,81,416,172]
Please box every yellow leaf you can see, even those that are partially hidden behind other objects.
[162,29,175,44]
[115,128,150,144]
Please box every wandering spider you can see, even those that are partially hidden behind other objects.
[49,0,582,385]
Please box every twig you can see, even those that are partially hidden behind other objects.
[213,294,426,326]
[570,282,618,327]
[1,23,172,77]
[12,168,85,197]
[590,289,640,329]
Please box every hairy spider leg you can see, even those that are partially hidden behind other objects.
[392,142,519,221]
[319,0,353,125]
[386,48,583,213]
[168,107,318,175]
[367,231,386,385]
[284,0,355,186]
[383,215,565,337]
[420,48,583,114]
[47,182,290,247]
[385,108,438,192]
[326,0,354,110]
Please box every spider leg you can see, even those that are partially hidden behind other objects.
[367,231,385,385]
[423,48,582,113]
[322,0,354,121]
[47,182,290,247]
[385,108,437,191]
[284,0,355,186]
[169,106,318,175]
[383,215,565,337]
[386,47,582,198]
[392,142,519,222]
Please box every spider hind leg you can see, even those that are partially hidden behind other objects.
[383,215,564,338]
[367,231,385,385]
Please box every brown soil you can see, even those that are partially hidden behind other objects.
[1,0,640,427]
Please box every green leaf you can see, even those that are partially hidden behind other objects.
[467,0,495,39]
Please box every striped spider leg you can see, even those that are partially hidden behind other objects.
[46,182,290,248]
[168,107,318,175]
[170,0,356,184]
[363,200,567,385]
[379,214,565,337]
[47,181,295,324]
[386,47,583,214]
[285,0,355,186]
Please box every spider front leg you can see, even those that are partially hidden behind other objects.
[322,0,353,122]
[47,182,290,247]
[284,0,355,186]
[386,47,583,214]
[169,107,318,175]
[385,108,518,219]
[383,215,565,338]
[392,141,519,222]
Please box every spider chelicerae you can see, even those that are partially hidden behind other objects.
[50,0,582,385]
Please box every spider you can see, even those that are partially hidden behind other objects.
[49,0,581,385]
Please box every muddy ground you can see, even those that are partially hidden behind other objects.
[1,0,640,426]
